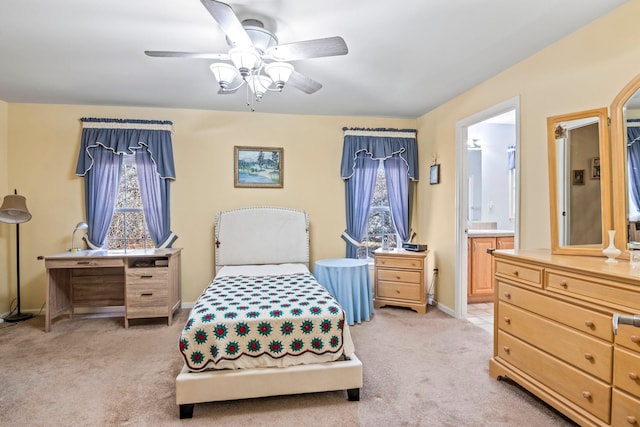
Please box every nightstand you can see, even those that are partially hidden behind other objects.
[374,248,428,313]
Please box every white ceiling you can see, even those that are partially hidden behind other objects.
[0,0,628,119]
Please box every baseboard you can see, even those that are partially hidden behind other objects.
[435,303,455,317]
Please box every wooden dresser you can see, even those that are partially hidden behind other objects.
[490,249,640,426]
[374,248,428,314]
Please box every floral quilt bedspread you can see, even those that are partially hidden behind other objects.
[180,272,347,371]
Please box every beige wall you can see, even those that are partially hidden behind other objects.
[1,104,413,311]
[417,0,640,309]
[3,1,640,315]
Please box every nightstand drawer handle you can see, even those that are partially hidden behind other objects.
[140,275,153,279]
[584,353,594,361]
[141,292,153,297]
[584,320,594,328]
[631,335,640,343]
[503,292,511,299]
[629,372,639,380]
[503,317,511,324]
[627,416,637,425]
[581,391,591,400]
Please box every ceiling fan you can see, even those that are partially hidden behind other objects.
[145,0,348,108]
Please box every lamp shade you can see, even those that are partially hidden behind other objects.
[210,63,240,89]
[0,194,31,224]
[247,75,272,99]
[265,62,294,89]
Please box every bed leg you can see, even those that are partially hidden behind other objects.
[347,388,360,401]
[179,403,195,419]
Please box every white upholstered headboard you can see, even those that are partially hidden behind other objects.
[214,207,310,272]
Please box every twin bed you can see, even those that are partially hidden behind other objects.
[176,207,363,418]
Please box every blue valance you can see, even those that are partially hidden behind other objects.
[76,118,176,179]
[340,127,418,180]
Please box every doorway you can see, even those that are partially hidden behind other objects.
[454,97,520,320]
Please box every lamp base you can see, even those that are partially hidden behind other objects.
[69,248,82,252]
[4,312,33,323]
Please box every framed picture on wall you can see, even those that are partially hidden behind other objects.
[234,146,283,188]
[590,157,600,179]
[572,169,585,185]
[430,164,440,185]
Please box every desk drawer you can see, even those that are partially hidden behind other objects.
[495,260,542,288]
[126,267,168,285]
[616,324,640,353]
[377,268,421,284]
[612,389,640,426]
[126,282,168,318]
[498,302,612,382]
[377,281,421,301]
[375,256,423,270]
[547,270,640,309]
[46,258,124,269]
[497,331,611,422]
[614,347,640,398]
[498,282,612,342]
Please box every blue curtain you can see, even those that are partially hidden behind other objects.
[627,120,640,214]
[76,118,176,249]
[341,128,418,257]
[384,156,409,242]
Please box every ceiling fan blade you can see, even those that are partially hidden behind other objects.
[287,71,322,94]
[265,36,348,61]
[145,51,229,60]
[201,0,253,48]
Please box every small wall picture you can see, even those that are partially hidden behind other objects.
[590,157,600,179]
[430,164,440,185]
[572,169,585,185]
[234,146,283,188]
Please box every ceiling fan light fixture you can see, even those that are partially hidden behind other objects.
[228,47,260,78]
[247,75,272,100]
[210,63,239,89]
[264,62,294,90]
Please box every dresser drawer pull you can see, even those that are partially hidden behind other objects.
[503,292,511,299]
[140,292,153,297]
[503,317,511,324]
[581,391,592,400]
[629,372,639,381]
[512,270,519,277]
[584,320,594,328]
[396,289,400,294]
[631,335,640,343]
[560,280,568,288]
[140,275,153,279]
[627,416,637,425]
[503,346,510,353]
[583,353,594,361]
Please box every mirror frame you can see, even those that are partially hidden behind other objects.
[547,108,611,256]
[611,73,640,256]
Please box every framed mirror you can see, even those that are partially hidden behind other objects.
[611,73,640,256]
[547,108,611,256]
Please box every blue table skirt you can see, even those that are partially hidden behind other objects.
[313,258,373,325]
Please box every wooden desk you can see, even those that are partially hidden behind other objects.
[42,248,181,332]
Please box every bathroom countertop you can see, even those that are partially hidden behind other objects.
[467,229,515,237]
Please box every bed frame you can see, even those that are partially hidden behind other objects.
[176,207,363,418]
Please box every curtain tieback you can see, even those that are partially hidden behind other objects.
[341,231,361,247]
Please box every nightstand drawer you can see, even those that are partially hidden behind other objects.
[377,268,421,284]
[375,256,423,270]
[126,267,168,285]
[377,281,421,301]
[495,260,542,288]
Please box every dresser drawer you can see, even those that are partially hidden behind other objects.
[377,281,421,301]
[46,258,125,269]
[494,260,542,288]
[498,302,612,381]
[497,331,611,422]
[614,347,640,398]
[498,282,613,342]
[375,256,423,270]
[377,268,421,284]
[612,389,640,427]
[126,267,168,285]
[616,324,640,353]
[547,269,640,310]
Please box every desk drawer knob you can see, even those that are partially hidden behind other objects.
[503,292,511,299]
[584,320,594,328]
[627,416,637,425]
[503,317,511,325]
[631,335,640,344]
[583,353,594,361]
[629,372,639,381]
[581,391,592,400]
[141,292,153,297]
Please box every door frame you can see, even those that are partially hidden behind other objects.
[454,96,521,319]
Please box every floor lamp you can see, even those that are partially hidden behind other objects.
[0,189,32,322]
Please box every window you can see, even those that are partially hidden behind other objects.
[357,160,399,259]
[106,155,153,250]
